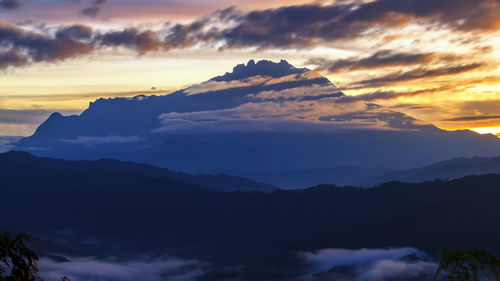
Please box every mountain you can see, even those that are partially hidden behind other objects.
[224,166,394,189]
[0,136,21,152]
[0,151,275,192]
[232,155,500,189]
[360,155,500,186]
[12,59,500,172]
[2,154,500,280]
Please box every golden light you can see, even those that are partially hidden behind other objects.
[470,126,500,136]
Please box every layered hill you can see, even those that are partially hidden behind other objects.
[2,152,500,280]
[360,155,500,186]
[225,166,395,189]
[13,59,500,172]
[227,155,500,188]
[0,151,275,192]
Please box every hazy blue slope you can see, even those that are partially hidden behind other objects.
[13,60,500,172]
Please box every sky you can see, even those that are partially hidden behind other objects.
[0,0,500,136]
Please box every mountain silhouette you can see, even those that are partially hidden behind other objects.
[227,154,500,188]
[0,150,275,192]
[2,151,500,280]
[224,166,395,189]
[358,154,500,186]
[12,59,500,172]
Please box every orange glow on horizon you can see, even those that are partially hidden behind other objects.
[470,126,500,137]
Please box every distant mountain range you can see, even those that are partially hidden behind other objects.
[225,166,395,189]
[11,59,500,172]
[2,151,500,280]
[7,150,500,191]
[0,150,275,192]
[0,136,21,152]
[227,155,500,188]
[361,155,500,186]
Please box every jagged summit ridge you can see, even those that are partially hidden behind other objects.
[213,59,309,82]
[13,59,500,172]
[22,59,341,140]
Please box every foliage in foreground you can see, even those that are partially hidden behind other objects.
[3,230,500,281]
[0,232,41,281]
[434,249,500,281]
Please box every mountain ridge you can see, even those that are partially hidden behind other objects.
[228,154,500,188]
[359,154,500,186]
[11,59,500,172]
[0,150,276,192]
[2,155,500,280]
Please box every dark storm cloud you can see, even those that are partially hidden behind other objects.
[443,115,500,122]
[307,51,436,73]
[0,11,219,68]
[95,28,162,54]
[0,0,107,13]
[0,23,93,68]
[165,20,212,49]
[0,0,20,9]
[355,63,484,87]
[0,50,28,69]
[80,6,100,17]
[55,24,93,40]
[1,0,499,69]
[219,0,500,49]
[80,0,107,18]
[92,0,499,51]
[95,7,234,52]
[221,4,360,48]
[163,7,238,49]
[347,0,500,31]
[73,0,107,18]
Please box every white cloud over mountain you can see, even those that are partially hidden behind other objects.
[154,61,425,133]
[300,248,437,281]
[14,60,500,172]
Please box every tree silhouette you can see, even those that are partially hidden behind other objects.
[0,232,42,281]
[434,249,500,281]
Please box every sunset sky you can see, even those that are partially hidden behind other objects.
[1,0,500,136]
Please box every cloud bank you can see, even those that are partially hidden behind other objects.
[39,256,206,281]
[37,248,438,281]
[153,66,428,134]
[0,0,20,9]
[80,0,107,18]
[1,0,498,68]
[61,135,144,145]
[299,248,438,281]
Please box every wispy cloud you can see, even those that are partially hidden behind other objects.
[336,86,453,103]
[220,0,500,49]
[35,248,438,281]
[443,115,500,122]
[0,22,94,68]
[0,50,28,69]
[184,71,327,96]
[0,0,499,136]
[299,248,437,281]
[307,51,439,73]
[0,0,20,9]
[39,256,207,281]
[61,135,145,145]
[354,63,484,87]
[79,0,107,18]
[155,94,423,134]
[2,0,499,68]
